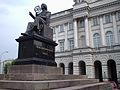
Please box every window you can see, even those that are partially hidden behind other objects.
[69,22,73,31]
[106,31,114,46]
[68,39,74,50]
[118,11,120,21]
[81,36,86,48]
[79,0,84,3]
[80,19,85,28]
[52,27,55,34]
[59,40,64,52]
[93,17,99,26]
[93,33,101,48]
[105,14,111,23]
[55,25,59,33]
[59,24,64,32]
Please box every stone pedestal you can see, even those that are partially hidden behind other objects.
[15,33,57,66]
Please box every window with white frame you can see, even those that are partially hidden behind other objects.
[80,19,85,28]
[68,39,74,50]
[59,24,64,32]
[68,22,73,31]
[64,23,68,31]
[93,33,101,48]
[59,40,64,52]
[55,25,59,33]
[105,14,111,23]
[93,17,99,26]
[106,31,114,46]
[81,36,86,48]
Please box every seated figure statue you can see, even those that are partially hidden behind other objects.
[25,3,51,35]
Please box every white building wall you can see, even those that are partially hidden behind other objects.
[51,0,120,82]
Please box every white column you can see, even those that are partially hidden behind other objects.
[73,19,78,48]
[85,17,90,47]
[112,13,119,45]
[64,23,68,50]
[55,26,59,52]
[88,19,94,48]
[100,16,106,46]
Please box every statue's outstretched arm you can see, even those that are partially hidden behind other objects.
[29,12,35,19]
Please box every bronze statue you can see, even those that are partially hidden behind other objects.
[25,3,51,35]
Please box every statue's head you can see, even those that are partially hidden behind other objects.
[41,3,47,11]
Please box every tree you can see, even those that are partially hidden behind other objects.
[3,61,14,74]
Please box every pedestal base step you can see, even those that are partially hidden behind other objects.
[0,79,98,90]
[8,65,62,75]
[5,74,88,81]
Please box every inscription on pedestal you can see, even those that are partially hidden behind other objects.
[34,40,55,60]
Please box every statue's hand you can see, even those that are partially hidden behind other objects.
[29,12,32,15]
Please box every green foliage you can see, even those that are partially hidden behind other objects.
[3,61,14,74]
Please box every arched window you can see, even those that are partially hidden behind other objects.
[81,36,86,48]
[106,31,114,46]
[93,33,101,48]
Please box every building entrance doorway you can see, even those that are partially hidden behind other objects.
[68,62,73,74]
[94,61,103,82]
[107,60,118,84]
[79,61,86,75]
[59,63,65,74]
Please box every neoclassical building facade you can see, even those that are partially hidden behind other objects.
[50,0,120,83]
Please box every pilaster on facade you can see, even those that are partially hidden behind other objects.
[88,18,94,48]
[112,12,119,45]
[100,15,106,46]
[73,19,79,48]
[85,16,90,47]
[64,24,68,51]
[55,26,59,52]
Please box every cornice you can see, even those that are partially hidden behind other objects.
[50,13,73,23]
[72,6,90,14]
[90,0,120,11]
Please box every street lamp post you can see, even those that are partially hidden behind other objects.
[0,51,8,74]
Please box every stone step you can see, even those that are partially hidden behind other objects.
[5,74,88,81]
[0,79,98,90]
[52,82,112,90]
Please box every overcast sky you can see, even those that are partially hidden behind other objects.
[0,0,74,61]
